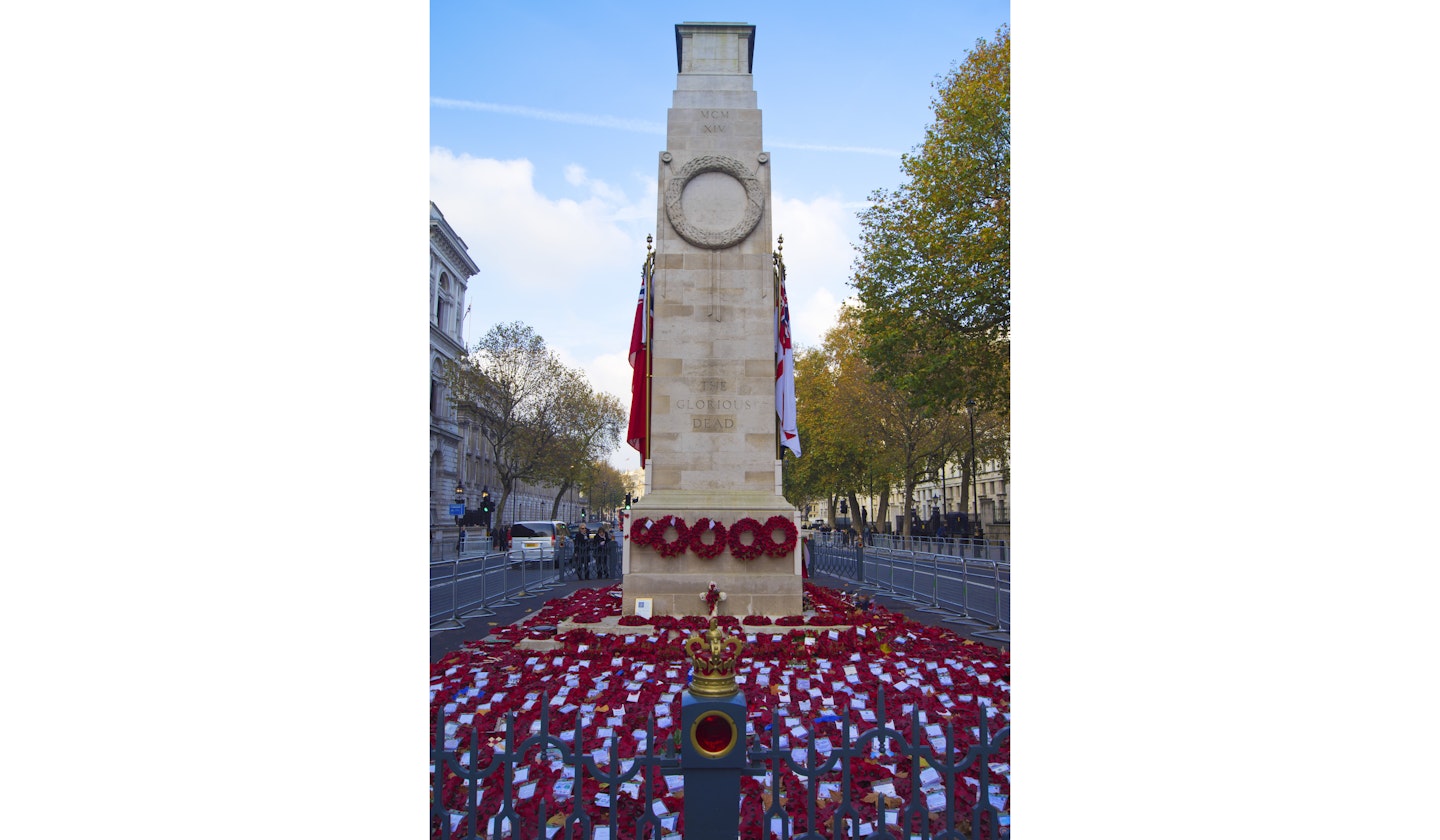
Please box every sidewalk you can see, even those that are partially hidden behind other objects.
[430,569,1006,663]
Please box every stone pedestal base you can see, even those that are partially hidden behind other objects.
[623,497,803,617]
[623,569,802,617]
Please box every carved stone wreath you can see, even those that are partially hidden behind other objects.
[663,154,765,249]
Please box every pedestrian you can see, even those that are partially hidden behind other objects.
[595,526,613,578]
[574,524,591,580]
[458,525,468,554]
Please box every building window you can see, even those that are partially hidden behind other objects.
[431,359,445,417]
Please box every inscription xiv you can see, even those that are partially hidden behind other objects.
[699,109,730,134]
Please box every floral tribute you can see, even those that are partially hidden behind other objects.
[726,517,765,560]
[761,515,799,558]
[628,516,657,547]
[430,583,1011,840]
[631,513,799,561]
[700,580,727,616]
[649,514,690,558]
[686,516,728,558]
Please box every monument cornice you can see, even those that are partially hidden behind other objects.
[430,222,480,278]
[675,22,755,73]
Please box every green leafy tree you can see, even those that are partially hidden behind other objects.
[441,322,570,527]
[583,461,628,521]
[851,26,1010,419]
[537,373,626,520]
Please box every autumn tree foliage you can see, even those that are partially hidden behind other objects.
[788,308,969,536]
[851,26,1009,424]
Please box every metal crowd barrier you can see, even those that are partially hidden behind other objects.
[430,542,623,633]
[430,536,499,564]
[806,535,1010,638]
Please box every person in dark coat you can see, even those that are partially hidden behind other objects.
[594,526,614,578]
[574,525,592,580]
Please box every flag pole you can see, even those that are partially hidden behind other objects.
[645,240,654,468]
[774,236,783,461]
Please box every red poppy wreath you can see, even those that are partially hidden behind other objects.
[651,514,690,558]
[761,515,799,558]
[687,517,728,558]
[629,516,657,546]
[726,517,765,561]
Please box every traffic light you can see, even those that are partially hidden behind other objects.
[480,491,492,513]
[624,493,632,510]
[580,507,587,519]
[840,500,848,515]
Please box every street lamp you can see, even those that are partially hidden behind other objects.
[453,483,465,528]
[965,398,983,541]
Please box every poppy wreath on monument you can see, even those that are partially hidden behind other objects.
[762,515,799,558]
[686,516,729,558]
[629,516,658,547]
[726,517,766,561]
[651,515,691,558]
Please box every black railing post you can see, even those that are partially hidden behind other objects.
[679,618,748,840]
[680,689,748,840]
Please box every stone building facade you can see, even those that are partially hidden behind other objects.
[430,202,478,531]
[430,202,581,541]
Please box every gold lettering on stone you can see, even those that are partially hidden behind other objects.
[692,415,737,432]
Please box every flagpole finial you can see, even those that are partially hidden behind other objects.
[777,234,783,252]
[646,233,653,253]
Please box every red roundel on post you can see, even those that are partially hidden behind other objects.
[694,712,735,755]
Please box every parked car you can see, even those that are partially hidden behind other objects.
[507,521,570,564]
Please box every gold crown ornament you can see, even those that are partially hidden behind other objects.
[684,617,746,698]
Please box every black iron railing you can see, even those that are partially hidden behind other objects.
[431,685,1009,839]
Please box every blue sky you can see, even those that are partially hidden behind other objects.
[430,1,1010,468]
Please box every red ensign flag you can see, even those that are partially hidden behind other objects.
[626,266,650,463]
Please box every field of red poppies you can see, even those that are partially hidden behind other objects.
[431,583,1010,838]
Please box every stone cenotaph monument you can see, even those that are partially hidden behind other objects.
[623,23,803,617]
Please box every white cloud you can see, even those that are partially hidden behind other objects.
[770,192,862,348]
[430,147,648,343]
[431,97,664,135]
[769,140,902,157]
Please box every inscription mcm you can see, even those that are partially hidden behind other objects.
[700,109,729,134]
